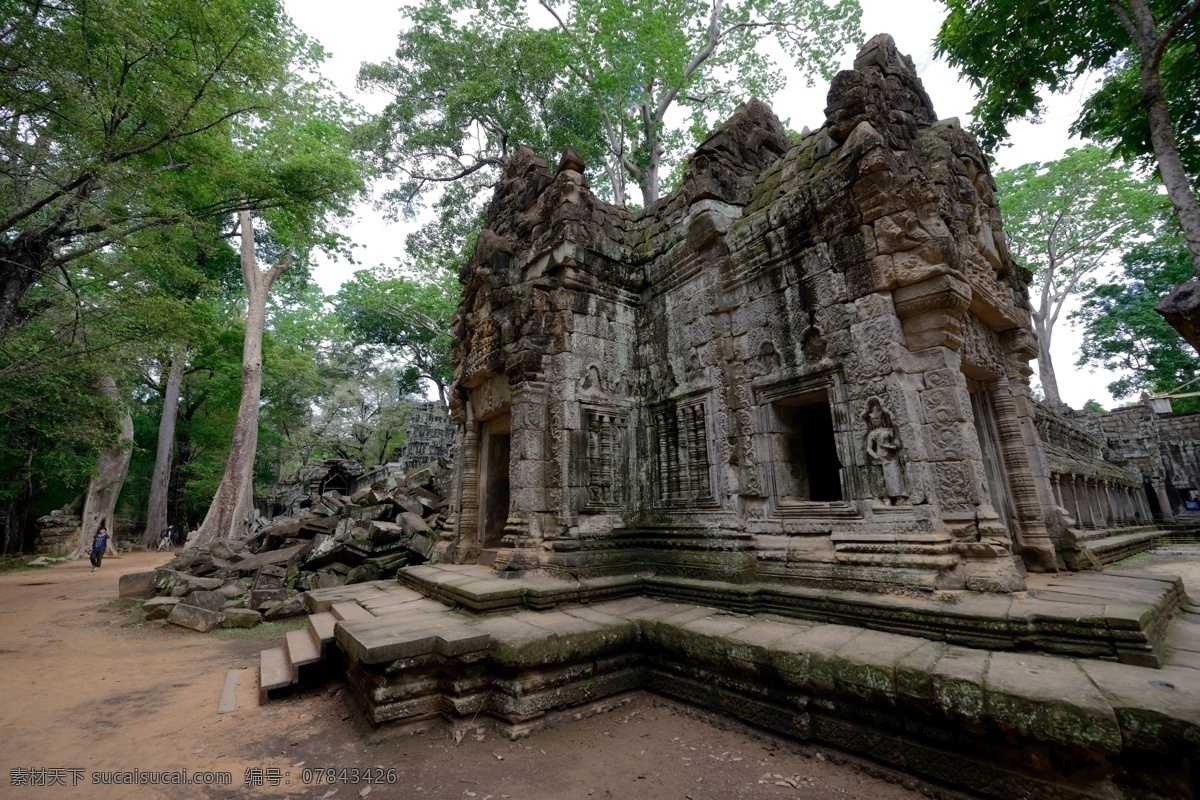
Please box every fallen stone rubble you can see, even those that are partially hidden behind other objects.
[118,461,450,632]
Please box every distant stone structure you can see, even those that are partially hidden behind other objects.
[264,459,366,518]
[395,401,454,472]
[34,508,81,555]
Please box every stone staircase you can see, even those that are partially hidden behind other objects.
[256,581,435,702]
[258,603,365,701]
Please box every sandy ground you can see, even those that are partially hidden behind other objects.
[2,547,1196,800]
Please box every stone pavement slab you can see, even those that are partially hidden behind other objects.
[984,651,1121,752]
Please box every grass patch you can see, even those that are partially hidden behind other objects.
[212,616,309,640]
[0,557,59,574]
[1113,551,1151,566]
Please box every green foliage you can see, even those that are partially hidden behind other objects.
[551,0,861,201]
[1074,21,1200,189]
[335,268,457,403]
[360,0,862,209]
[934,0,1127,153]
[1082,399,1107,413]
[0,0,368,546]
[0,0,360,333]
[1073,233,1200,407]
[997,146,1169,311]
[356,5,602,211]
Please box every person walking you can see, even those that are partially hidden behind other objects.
[157,525,173,552]
[89,522,110,572]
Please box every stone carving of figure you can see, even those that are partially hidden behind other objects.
[864,397,908,505]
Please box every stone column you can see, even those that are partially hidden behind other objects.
[495,380,549,572]
[1074,476,1093,527]
[1155,483,1176,523]
[1089,480,1107,528]
[1050,474,1064,509]
[453,405,481,563]
[984,377,1057,570]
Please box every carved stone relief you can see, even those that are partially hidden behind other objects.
[863,397,908,505]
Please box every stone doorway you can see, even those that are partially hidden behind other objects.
[478,416,511,562]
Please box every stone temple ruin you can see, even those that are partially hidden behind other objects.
[441,35,1084,593]
[136,35,1200,800]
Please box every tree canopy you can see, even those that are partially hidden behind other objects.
[994,145,1168,407]
[1074,232,1200,409]
[0,0,361,335]
[934,0,1200,280]
[358,0,863,210]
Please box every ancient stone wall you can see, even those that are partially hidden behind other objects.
[442,35,1085,593]
[395,401,454,472]
[1068,401,1200,519]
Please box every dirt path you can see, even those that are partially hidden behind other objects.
[5,548,1195,800]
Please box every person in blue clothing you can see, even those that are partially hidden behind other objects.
[89,521,110,572]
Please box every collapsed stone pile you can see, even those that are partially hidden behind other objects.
[119,461,450,632]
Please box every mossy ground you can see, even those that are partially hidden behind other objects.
[211,615,308,640]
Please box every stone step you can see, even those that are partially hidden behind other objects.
[308,611,338,655]
[331,601,374,622]
[259,646,292,702]
[1082,530,1164,565]
[285,628,322,678]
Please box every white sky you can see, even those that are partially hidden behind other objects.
[286,0,1123,409]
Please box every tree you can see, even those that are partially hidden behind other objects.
[537,0,863,205]
[68,377,131,559]
[140,345,185,546]
[355,6,605,212]
[360,0,863,210]
[193,211,290,545]
[0,0,354,337]
[1073,233,1200,408]
[995,146,1167,407]
[935,0,1200,275]
[336,267,457,405]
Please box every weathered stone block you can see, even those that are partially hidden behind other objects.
[118,571,157,599]
[220,608,262,628]
[142,596,180,620]
[167,603,224,633]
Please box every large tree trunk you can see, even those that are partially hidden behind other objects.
[1037,337,1064,409]
[193,211,289,546]
[1031,298,1065,409]
[69,376,133,559]
[1114,0,1200,348]
[140,347,185,546]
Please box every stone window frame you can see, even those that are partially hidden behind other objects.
[646,389,721,511]
[754,370,861,519]
[575,401,632,514]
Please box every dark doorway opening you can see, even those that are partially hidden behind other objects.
[480,422,511,552]
[776,395,842,502]
[320,474,350,495]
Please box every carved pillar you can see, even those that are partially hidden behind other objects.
[1103,483,1117,526]
[1050,473,1063,509]
[455,404,481,563]
[1073,476,1091,527]
[985,377,1056,570]
[495,380,549,572]
[1070,474,1089,525]
[1089,480,1106,529]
